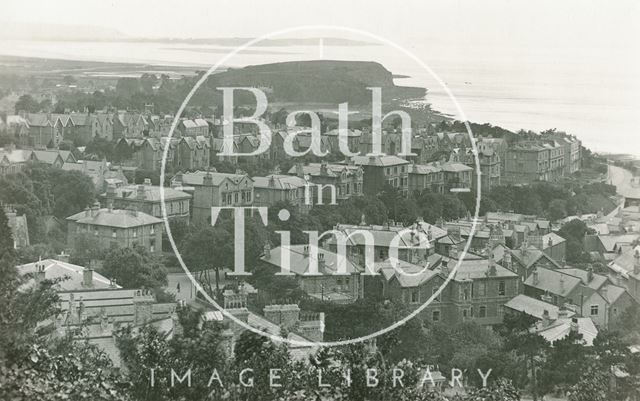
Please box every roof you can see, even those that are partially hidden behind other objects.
[261,244,361,276]
[351,155,409,167]
[287,163,362,178]
[176,170,251,187]
[66,208,162,228]
[252,175,307,190]
[524,267,581,297]
[451,258,518,280]
[16,259,116,291]
[441,162,473,173]
[505,294,576,320]
[608,245,640,279]
[535,317,598,346]
[103,184,191,202]
[543,232,566,248]
[0,148,32,163]
[598,234,639,252]
[558,268,608,291]
[31,150,63,165]
[374,256,442,288]
[326,221,447,249]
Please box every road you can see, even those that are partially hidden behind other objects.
[608,164,640,201]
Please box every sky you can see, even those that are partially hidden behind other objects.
[2,0,639,50]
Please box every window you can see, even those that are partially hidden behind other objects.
[133,229,137,238]
[590,305,599,316]
[150,225,155,235]
[474,282,486,297]
[112,229,117,238]
[462,309,468,318]
[498,281,506,296]
[411,290,419,304]
[94,227,98,236]
[432,310,440,322]
[479,306,487,318]
[432,287,440,302]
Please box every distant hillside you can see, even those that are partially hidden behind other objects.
[206,60,426,105]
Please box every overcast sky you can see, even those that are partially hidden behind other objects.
[2,0,639,50]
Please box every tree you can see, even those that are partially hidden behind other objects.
[14,94,40,113]
[101,246,167,289]
[567,360,608,401]
[547,199,567,221]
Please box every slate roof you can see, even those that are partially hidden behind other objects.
[505,294,575,320]
[16,259,115,291]
[103,184,191,202]
[374,255,442,288]
[351,155,409,167]
[287,163,362,178]
[177,170,251,186]
[66,208,162,228]
[252,174,307,190]
[535,317,598,346]
[524,267,581,297]
[261,244,361,276]
[558,268,608,291]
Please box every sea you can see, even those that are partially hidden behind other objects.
[0,38,638,155]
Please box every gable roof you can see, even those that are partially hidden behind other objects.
[505,294,576,320]
[524,266,581,297]
[351,155,409,167]
[261,244,360,276]
[16,259,116,291]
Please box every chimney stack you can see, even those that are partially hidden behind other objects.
[542,309,551,327]
[136,184,146,200]
[83,267,94,288]
[263,242,271,259]
[35,258,46,284]
[634,250,640,275]
[532,268,539,285]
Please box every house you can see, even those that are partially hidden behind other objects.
[534,316,598,346]
[16,258,177,367]
[171,170,254,223]
[176,136,210,170]
[252,174,310,213]
[260,244,364,303]
[100,179,191,223]
[505,294,576,321]
[325,219,447,266]
[607,247,640,302]
[351,155,410,196]
[31,149,66,168]
[0,147,32,175]
[407,162,445,194]
[524,266,583,308]
[177,118,209,137]
[66,202,163,254]
[376,249,519,326]
[288,162,364,202]
[62,159,128,192]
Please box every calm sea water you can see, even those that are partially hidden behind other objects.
[1,39,638,155]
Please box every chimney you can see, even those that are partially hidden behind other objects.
[542,309,551,327]
[320,161,328,176]
[35,258,46,284]
[558,306,568,319]
[263,242,271,259]
[634,250,640,275]
[136,184,146,200]
[203,171,214,186]
[56,251,69,263]
[318,252,325,271]
[133,288,154,325]
[440,259,449,277]
[106,183,116,210]
[303,245,309,257]
[90,201,100,217]
[587,266,594,282]
[559,274,565,293]
[295,163,304,178]
[83,267,94,288]
[600,285,608,302]
[449,244,458,259]
[547,237,553,248]
[532,268,539,285]
[570,317,579,333]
